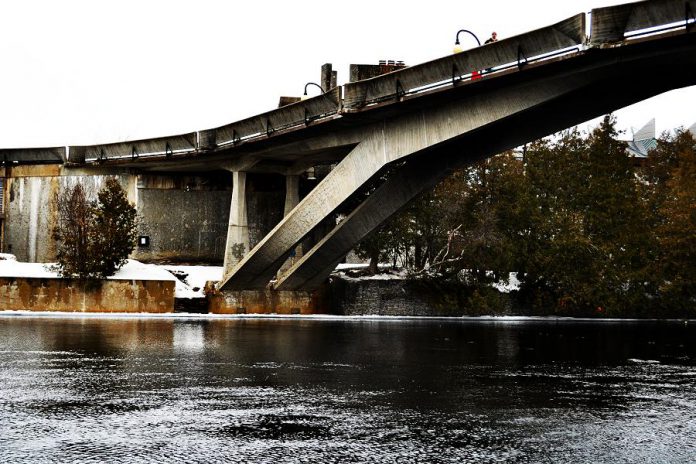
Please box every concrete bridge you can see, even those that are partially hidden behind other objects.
[3,0,696,299]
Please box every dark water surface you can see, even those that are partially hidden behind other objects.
[0,316,694,463]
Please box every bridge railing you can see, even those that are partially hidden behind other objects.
[70,133,197,163]
[201,86,342,148]
[343,13,586,110]
[591,0,696,44]
[30,0,696,166]
[0,147,66,164]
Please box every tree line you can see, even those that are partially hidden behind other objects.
[355,116,696,317]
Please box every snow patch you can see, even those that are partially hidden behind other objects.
[162,265,223,299]
[111,260,177,281]
[0,258,227,299]
[0,260,57,278]
[491,272,521,293]
[0,258,176,282]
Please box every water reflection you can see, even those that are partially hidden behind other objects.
[0,317,694,462]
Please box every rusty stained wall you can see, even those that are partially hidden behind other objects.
[208,287,329,315]
[2,167,234,264]
[1,166,292,265]
[2,168,128,262]
[0,277,175,312]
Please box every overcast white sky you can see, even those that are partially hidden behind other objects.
[0,0,693,148]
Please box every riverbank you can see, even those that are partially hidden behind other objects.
[1,255,692,318]
[0,310,692,323]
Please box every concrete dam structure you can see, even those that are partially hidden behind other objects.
[1,0,695,310]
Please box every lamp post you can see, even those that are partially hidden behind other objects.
[302,82,325,100]
[453,29,481,53]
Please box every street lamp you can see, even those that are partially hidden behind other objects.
[453,29,481,53]
[302,82,325,100]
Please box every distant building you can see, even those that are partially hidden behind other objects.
[625,118,657,161]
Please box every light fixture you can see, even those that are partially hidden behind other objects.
[306,166,316,180]
[453,29,481,54]
[301,82,325,100]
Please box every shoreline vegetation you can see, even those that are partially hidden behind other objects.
[350,117,696,319]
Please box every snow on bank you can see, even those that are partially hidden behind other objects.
[334,264,522,292]
[0,258,57,278]
[0,257,175,282]
[0,256,223,299]
[1,254,520,300]
[162,265,223,299]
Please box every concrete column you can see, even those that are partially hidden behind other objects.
[278,175,302,274]
[320,63,337,92]
[223,171,249,275]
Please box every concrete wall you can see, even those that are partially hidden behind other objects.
[134,174,231,263]
[1,166,234,264]
[208,288,328,314]
[0,277,174,312]
[2,166,126,262]
[246,173,285,250]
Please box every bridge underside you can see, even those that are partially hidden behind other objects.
[222,32,696,291]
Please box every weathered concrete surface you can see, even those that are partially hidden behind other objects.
[0,277,174,312]
[2,172,120,262]
[208,287,328,315]
[222,171,248,274]
[246,174,286,253]
[135,174,231,263]
[2,166,233,264]
[590,0,696,44]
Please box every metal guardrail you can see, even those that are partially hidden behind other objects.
[0,147,66,164]
[343,14,586,109]
[591,0,696,44]
[71,132,197,163]
[4,0,692,166]
[66,87,342,163]
[201,86,342,148]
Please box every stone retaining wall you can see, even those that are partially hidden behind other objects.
[329,276,514,316]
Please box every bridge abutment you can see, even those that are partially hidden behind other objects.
[207,286,329,315]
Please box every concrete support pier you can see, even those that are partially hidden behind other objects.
[223,171,249,276]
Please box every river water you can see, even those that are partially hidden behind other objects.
[0,316,694,463]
